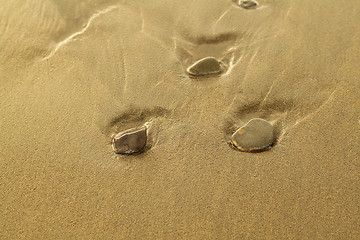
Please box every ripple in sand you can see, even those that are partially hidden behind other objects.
[187,57,224,77]
[234,0,259,10]
[112,126,147,155]
[231,118,274,152]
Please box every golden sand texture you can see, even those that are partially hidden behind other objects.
[1,0,360,239]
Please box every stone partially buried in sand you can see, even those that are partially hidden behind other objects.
[235,0,258,9]
[231,118,274,152]
[187,57,224,77]
[112,126,147,155]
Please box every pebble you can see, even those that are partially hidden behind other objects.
[231,118,274,152]
[112,126,147,155]
[187,57,224,77]
[236,0,258,9]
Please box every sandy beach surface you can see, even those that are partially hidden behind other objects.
[1,0,360,239]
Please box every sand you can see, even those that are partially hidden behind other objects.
[1,0,360,239]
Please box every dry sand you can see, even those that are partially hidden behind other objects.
[1,0,360,239]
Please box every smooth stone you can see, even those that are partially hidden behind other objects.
[187,57,223,77]
[237,0,258,9]
[112,126,147,155]
[231,118,274,152]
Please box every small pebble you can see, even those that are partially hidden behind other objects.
[237,0,258,9]
[187,57,224,77]
[231,118,274,152]
[112,126,147,155]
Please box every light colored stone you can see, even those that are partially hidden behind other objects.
[231,118,274,152]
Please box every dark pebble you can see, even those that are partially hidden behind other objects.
[187,57,224,77]
[237,0,258,9]
[112,126,147,155]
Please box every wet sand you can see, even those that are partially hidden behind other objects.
[1,0,360,239]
